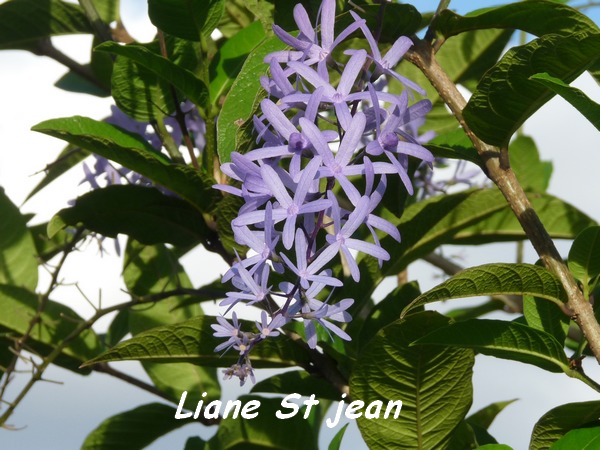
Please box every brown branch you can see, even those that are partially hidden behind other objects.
[406,38,600,363]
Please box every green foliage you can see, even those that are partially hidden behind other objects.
[216,33,287,162]
[31,116,219,212]
[414,319,570,374]
[403,263,568,316]
[0,188,38,290]
[148,0,225,41]
[96,41,209,109]
[205,395,318,450]
[568,226,600,297]
[48,185,211,248]
[351,312,474,450]
[464,32,600,146]
[530,401,600,450]
[81,403,192,449]
[81,315,311,369]
[0,284,101,372]
[5,0,600,448]
[0,0,92,49]
[530,72,600,132]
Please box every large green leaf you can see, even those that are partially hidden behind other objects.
[31,116,218,212]
[148,0,225,41]
[0,0,92,49]
[424,128,482,168]
[81,403,191,450]
[123,241,220,405]
[508,135,552,193]
[463,32,600,147]
[0,188,38,290]
[209,20,266,105]
[523,295,570,346]
[449,193,595,245]
[350,311,474,450]
[81,315,311,369]
[205,395,318,450]
[436,1,598,39]
[0,284,101,372]
[530,72,600,132]
[96,41,209,109]
[403,263,567,316]
[48,185,210,248]
[530,401,600,450]
[217,34,287,162]
[106,38,202,121]
[550,427,600,449]
[568,226,600,295]
[415,319,570,374]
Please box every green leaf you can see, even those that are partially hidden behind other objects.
[123,241,220,405]
[209,20,266,105]
[463,32,600,147]
[48,185,210,248]
[415,319,570,374]
[0,188,38,290]
[104,309,129,348]
[523,295,570,346]
[530,401,600,450]
[568,226,600,294]
[96,41,209,109]
[350,311,474,450]
[424,128,481,168]
[436,1,598,39]
[81,315,310,369]
[54,67,111,97]
[417,264,565,320]
[184,436,206,450]
[251,370,341,401]
[205,395,318,450]
[0,0,92,49]
[466,399,517,430]
[508,135,552,192]
[31,116,219,212]
[356,282,421,349]
[550,427,600,449]
[0,284,101,371]
[81,403,190,450]
[403,263,567,316]
[530,72,600,132]
[449,193,596,245]
[148,0,225,41]
[328,423,349,450]
[26,145,90,201]
[217,34,287,162]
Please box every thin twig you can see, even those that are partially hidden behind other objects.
[405,38,600,364]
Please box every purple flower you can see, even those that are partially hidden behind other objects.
[211,312,243,353]
[280,229,342,289]
[267,0,364,78]
[312,194,390,282]
[233,157,329,249]
[255,311,286,339]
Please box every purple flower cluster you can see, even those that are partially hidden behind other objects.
[213,0,433,385]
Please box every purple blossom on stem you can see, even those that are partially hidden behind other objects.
[213,0,435,384]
